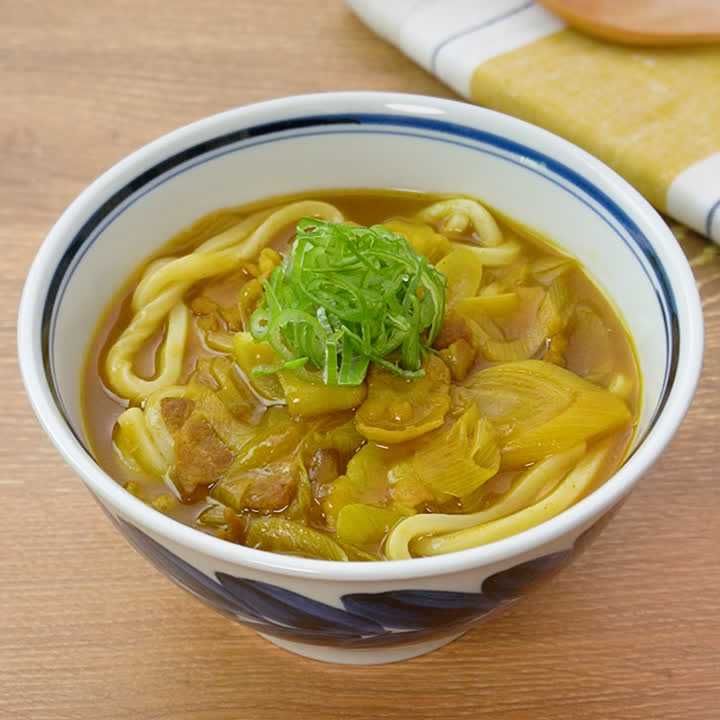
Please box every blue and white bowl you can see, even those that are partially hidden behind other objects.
[18,93,703,664]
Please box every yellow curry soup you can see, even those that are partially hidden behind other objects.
[83,190,640,561]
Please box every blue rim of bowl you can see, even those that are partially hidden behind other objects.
[41,112,680,455]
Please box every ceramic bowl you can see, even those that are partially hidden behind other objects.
[18,92,703,664]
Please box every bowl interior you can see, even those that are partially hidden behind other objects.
[42,106,678,463]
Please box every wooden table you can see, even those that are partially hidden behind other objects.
[3,2,718,718]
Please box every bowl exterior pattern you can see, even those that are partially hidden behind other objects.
[111,510,618,650]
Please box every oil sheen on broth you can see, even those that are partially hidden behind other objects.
[83,190,640,561]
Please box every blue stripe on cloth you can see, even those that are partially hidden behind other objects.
[430,1,535,73]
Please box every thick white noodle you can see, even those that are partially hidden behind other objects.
[385,443,586,560]
[411,440,611,557]
[105,201,343,400]
[416,198,503,247]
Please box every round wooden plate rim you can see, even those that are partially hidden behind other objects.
[538,0,720,46]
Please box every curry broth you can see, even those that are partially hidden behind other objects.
[82,190,640,557]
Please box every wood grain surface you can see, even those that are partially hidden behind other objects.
[2,2,719,718]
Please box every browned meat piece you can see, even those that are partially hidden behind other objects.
[212,461,297,513]
[160,397,195,433]
[173,414,234,496]
[308,449,340,486]
[242,463,297,511]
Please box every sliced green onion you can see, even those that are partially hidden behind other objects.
[249,219,446,385]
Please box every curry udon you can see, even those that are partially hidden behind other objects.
[83,190,639,561]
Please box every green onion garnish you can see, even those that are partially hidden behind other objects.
[249,218,446,386]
